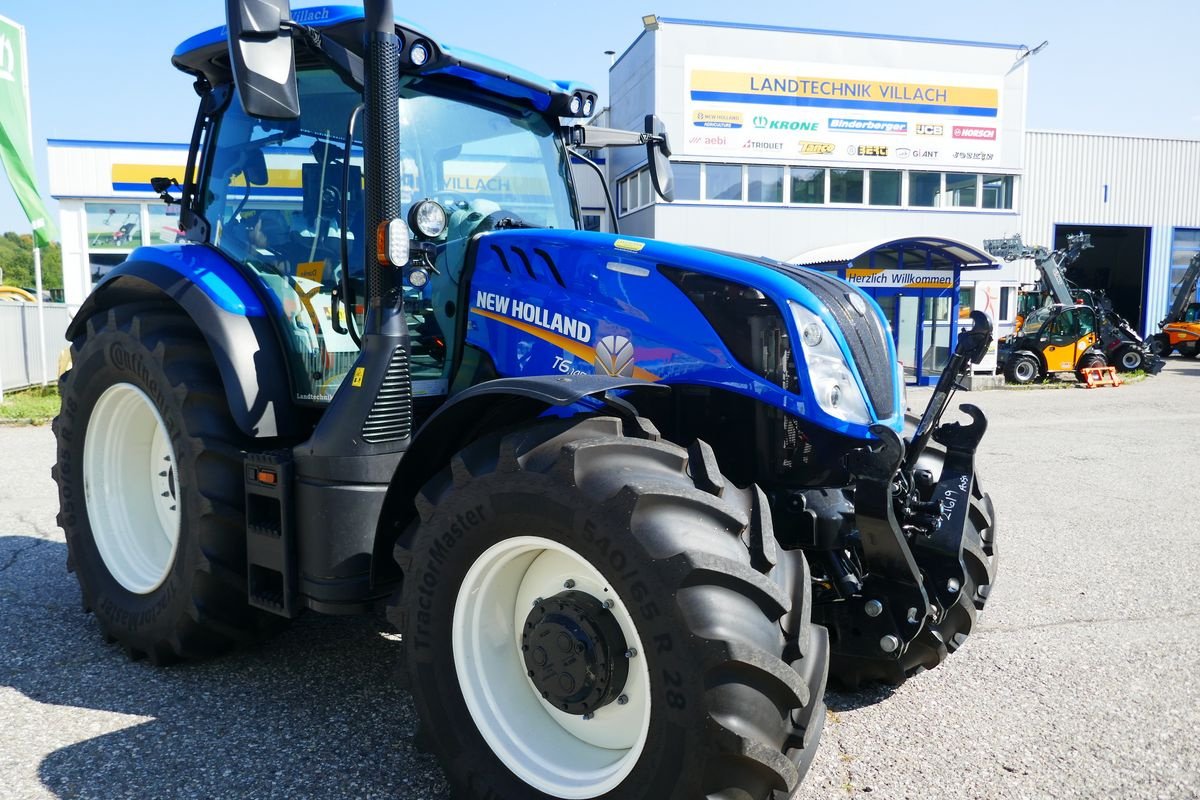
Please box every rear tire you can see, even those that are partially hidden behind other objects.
[393,416,827,800]
[1075,351,1106,384]
[1004,352,1039,385]
[53,305,280,662]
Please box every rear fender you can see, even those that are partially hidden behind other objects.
[66,245,298,438]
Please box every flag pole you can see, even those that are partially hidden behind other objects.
[34,242,46,385]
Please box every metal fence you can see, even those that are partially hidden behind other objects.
[0,301,71,395]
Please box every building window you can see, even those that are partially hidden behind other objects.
[582,212,602,232]
[147,203,182,245]
[909,172,941,207]
[868,170,901,206]
[1000,286,1014,320]
[790,168,825,204]
[638,170,651,208]
[946,173,978,207]
[673,162,700,201]
[982,174,1015,209]
[705,163,743,201]
[86,202,142,250]
[619,175,631,214]
[829,169,864,204]
[619,169,654,215]
[747,165,784,203]
[1170,229,1200,303]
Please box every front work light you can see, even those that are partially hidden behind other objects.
[377,218,410,267]
[569,93,583,116]
[410,40,430,67]
[582,95,595,117]
[409,199,448,239]
[789,301,872,425]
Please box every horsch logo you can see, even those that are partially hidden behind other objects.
[953,126,997,140]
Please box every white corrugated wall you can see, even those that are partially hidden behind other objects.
[1023,131,1200,331]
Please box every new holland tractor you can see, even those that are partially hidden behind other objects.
[52,3,998,798]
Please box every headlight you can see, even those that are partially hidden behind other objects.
[789,301,872,425]
[408,199,448,239]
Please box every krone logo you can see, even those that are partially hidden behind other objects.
[594,335,636,377]
[0,35,14,83]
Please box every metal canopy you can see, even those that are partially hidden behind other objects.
[789,236,1001,271]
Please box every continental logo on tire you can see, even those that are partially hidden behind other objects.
[799,142,836,155]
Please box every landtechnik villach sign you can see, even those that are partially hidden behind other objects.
[683,55,1008,170]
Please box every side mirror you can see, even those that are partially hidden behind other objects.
[150,177,177,194]
[644,115,674,202]
[225,0,300,120]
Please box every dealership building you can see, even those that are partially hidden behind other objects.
[46,16,1200,384]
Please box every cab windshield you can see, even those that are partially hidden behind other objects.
[1021,306,1053,337]
[203,68,577,403]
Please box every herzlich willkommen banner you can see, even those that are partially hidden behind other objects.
[0,15,56,247]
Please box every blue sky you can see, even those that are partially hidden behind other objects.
[1,0,1197,235]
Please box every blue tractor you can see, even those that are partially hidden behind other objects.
[53,3,997,797]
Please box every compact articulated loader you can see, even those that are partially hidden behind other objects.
[1149,252,1200,358]
[53,3,998,797]
[987,234,1161,383]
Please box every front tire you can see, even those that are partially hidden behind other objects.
[1075,351,1107,384]
[1004,352,1040,385]
[1148,334,1172,358]
[1113,344,1144,372]
[53,305,279,662]
[393,416,827,800]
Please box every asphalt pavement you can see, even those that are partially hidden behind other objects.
[3,358,1199,799]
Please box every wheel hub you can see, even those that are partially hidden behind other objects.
[522,590,629,716]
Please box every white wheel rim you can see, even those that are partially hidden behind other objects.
[1121,351,1140,369]
[453,536,652,799]
[1015,360,1035,381]
[83,382,182,594]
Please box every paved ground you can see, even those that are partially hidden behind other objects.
[2,358,1199,799]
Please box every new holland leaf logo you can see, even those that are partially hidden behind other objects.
[0,34,14,83]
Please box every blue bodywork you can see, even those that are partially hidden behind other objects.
[173,6,594,114]
[464,229,903,439]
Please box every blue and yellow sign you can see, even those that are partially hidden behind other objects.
[690,70,998,118]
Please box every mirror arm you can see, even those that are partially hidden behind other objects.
[287,22,365,89]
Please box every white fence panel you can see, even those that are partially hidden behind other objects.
[0,302,72,393]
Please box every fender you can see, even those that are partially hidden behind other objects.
[66,244,299,438]
[371,374,667,579]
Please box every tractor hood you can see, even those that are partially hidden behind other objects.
[461,229,903,439]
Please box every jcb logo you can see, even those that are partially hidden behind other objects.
[915,124,944,136]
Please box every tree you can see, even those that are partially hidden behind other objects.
[0,231,62,290]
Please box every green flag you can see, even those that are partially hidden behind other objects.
[0,15,56,248]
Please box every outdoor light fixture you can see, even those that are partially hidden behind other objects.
[409,40,431,66]
[641,15,659,31]
[409,199,448,239]
[377,219,410,267]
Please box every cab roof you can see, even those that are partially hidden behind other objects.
[172,4,594,115]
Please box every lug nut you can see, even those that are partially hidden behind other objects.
[617,694,629,705]
[563,579,576,589]
[624,648,638,659]
[603,599,614,609]
[864,599,883,617]
[879,635,900,653]
[532,597,543,607]
[582,712,594,720]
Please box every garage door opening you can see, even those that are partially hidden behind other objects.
[1053,225,1150,331]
